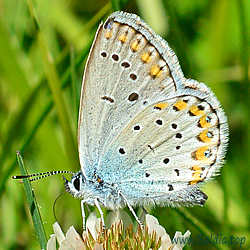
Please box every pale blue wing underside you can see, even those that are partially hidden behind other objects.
[78,11,228,203]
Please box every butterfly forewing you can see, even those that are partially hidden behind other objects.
[79,12,182,178]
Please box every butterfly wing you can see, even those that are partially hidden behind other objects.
[78,11,228,206]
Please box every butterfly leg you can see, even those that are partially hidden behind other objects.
[81,198,105,231]
[118,191,144,229]
[94,197,105,230]
[81,199,87,230]
[81,198,96,230]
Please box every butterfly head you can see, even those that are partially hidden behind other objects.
[63,171,86,198]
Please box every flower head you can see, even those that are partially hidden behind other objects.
[47,211,190,250]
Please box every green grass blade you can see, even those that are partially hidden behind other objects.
[0,40,91,198]
[111,0,130,11]
[111,0,121,10]
[0,102,53,196]
[16,151,47,249]
[38,32,79,169]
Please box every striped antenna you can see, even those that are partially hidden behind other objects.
[12,171,74,182]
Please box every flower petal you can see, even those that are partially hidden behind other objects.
[161,233,172,249]
[171,230,191,250]
[53,222,65,244]
[65,226,84,248]
[146,214,160,234]
[86,212,98,240]
[47,234,56,250]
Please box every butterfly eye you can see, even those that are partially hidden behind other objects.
[73,177,80,191]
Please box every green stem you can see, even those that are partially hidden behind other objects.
[16,152,47,249]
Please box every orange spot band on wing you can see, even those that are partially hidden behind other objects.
[198,130,213,143]
[189,165,204,185]
[131,39,141,52]
[198,116,212,128]
[118,33,128,43]
[189,177,203,185]
[105,30,112,39]
[192,146,212,162]
[141,52,151,63]
[189,105,205,116]
[150,65,162,77]
[173,100,188,111]
[154,103,168,110]
[191,165,203,171]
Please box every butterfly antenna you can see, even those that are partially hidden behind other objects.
[12,171,74,182]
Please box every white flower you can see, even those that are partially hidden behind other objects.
[146,214,190,250]
[47,222,85,250]
[47,212,191,250]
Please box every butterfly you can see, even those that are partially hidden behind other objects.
[14,11,229,229]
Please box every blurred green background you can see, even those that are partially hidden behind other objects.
[0,0,249,249]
